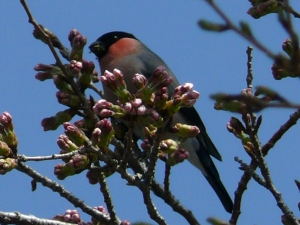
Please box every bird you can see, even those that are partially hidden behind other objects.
[89,31,233,213]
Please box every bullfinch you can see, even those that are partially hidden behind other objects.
[89,31,233,213]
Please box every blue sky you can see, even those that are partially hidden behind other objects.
[1,1,300,224]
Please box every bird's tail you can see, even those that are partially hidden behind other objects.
[204,174,233,213]
[196,144,233,213]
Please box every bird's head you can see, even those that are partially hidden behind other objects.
[89,31,137,59]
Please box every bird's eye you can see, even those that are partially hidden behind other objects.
[114,36,118,39]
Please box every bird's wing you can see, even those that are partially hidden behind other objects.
[136,46,222,160]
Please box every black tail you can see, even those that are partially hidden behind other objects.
[196,142,233,213]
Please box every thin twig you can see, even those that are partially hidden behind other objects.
[246,46,253,89]
[204,0,276,59]
[20,0,99,125]
[235,157,266,187]
[119,119,134,169]
[144,132,162,186]
[250,133,299,225]
[17,147,92,162]
[0,211,73,225]
[98,172,119,225]
[164,163,171,194]
[127,153,201,225]
[262,108,300,156]
[16,162,111,224]
[142,189,167,225]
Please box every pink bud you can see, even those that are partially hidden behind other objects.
[137,105,146,115]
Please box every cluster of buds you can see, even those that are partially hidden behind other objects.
[34,64,62,81]
[272,40,300,80]
[35,29,100,135]
[167,149,190,166]
[158,123,199,166]
[54,154,90,180]
[167,83,200,115]
[247,0,280,19]
[52,206,129,225]
[53,209,82,223]
[95,66,200,139]
[158,139,189,165]
[100,69,131,103]
[0,112,18,174]
[91,118,115,149]
[68,29,87,61]
[54,122,92,180]
[135,66,173,103]
[55,118,116,180]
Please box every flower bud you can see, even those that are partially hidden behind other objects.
[167,148,189,166]
[171,123,200,138]
[101,70,131,103]
[95,119,115,148]
[68,29,81,46]
[0,158,17,174]
[57,135,78,152]
[132,73,147,89]
[35,72,53,81]
[68,154,89,170]
[0,112,13,131]
[159,139,178,154]
[78,60,95,90]
[54,163,75,180]
[41,109,76,131]
[53,75,74,93]
[63,122,89,146]
[56,91,81,107]
[93,99,113,114]
[86,169,99,185]
[91,128,101,147]
[0,141,12,156]
[226,117,246,139]
[154,87,168,110]
[136,66,172,102]
[70,34,87,60]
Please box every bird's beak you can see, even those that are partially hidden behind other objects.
[89,41,105,57]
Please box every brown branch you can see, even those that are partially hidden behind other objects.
[0,211,73,225]
[246,46,253,89]
[164,163,171,193]
[98,172,119,225]
[142,188,167,225]
[235,157,266,187]
[250,133,299,225]
[127,153,201,225]
[16,162,111,224]
[119,119,134,169]
[17,146,92,162]
[230,107,300,224]
[262,108,300,156]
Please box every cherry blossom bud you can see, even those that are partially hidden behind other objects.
[41,109,76,131]
[171,123,200,138]
[57,135,78,152]
[63,122,88,146]
[132,73,147,89]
